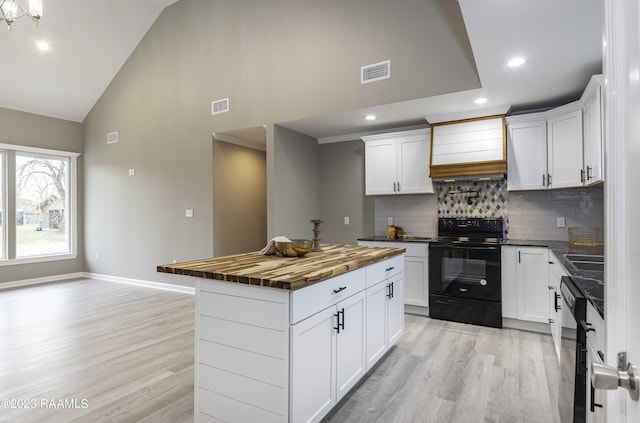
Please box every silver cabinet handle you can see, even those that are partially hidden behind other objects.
[592,358,639,401]
[397,182,400,192]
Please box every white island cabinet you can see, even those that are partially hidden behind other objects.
[170,246,405,423]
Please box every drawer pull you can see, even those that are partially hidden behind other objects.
[333,286,347,294]
[386,266,395,272]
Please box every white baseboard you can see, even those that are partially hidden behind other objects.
[0,272,85,290]
[83,272,195,295]
[503,317,551,334]
[405,304,429,316]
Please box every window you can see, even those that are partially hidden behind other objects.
[0,145,79,265]
[0,151,4,260]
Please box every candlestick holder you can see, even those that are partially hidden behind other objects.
[310,219,324,252]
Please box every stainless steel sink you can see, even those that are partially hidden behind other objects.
[571,261,604,271]
[563,253,605,272]
[564,254,604,263]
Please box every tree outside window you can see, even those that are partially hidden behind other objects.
[15,154,69,258]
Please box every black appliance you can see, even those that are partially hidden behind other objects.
[428,217,504,328]
[559,276,588,423]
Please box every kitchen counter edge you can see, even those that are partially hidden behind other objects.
[157,243,406,291]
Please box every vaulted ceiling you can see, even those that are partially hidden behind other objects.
[0,0,601,134]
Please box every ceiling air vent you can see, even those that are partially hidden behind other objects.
[211,98,229,115]
[107,131,118,144]
[361,60,391,84]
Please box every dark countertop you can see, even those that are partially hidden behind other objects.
[358,236,434,243]
[359,236,604,317]
[506,239,604,317]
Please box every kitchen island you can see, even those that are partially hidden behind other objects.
[158,243,406,423]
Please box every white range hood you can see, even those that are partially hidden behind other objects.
[429,115,507,179]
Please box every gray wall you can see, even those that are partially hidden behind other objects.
[318,140,374,245]
[212,140,267,256]
[82,0,480,285]
[0,107,84,284]
[271,125,320,240]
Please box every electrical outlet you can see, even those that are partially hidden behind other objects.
[185,209,194,218]
[557,217,566,228]
[344,216,350,225]
[387,216,393,226]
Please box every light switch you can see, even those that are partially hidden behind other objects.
[557,217,565,228]
[128,168,136,176]
[185,209,194,218]
[387,216,393,226]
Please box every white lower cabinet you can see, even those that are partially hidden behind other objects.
[358,241,428,309]
[548,252,567,363]
[195,256,405,423]
[291,290,366,423]
[585,302,605,423]
[365,273,404,370]
[502,246,550,323]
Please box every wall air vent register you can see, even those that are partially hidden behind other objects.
[211,98,230,115]
[361,60,391,84]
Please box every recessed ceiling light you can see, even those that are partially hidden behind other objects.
[37,41,50,51]
[474,97,488,105]
[507,57,525,67]
[365,114,377,121]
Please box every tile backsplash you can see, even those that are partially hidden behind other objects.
[374,180,604,241]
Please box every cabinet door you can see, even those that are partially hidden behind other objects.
[501,246,519,319]
[403,255,428,307]
[364,139,397,195]
[549,286,562,363]
[507,119,548,190]
[290,307,336,423]
[547,110,584,188]
[397,132,432,194]
[366,280,388,370]
[336,291,366,401]
[584,86,604,184]
[516,247,550,323]
[387,274,405,346]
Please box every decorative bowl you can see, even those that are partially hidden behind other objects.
[275,239,314,257]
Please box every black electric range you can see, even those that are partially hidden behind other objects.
[428,218,505,328]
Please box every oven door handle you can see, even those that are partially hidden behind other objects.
[433,298,495,308]
[429,244,500,251]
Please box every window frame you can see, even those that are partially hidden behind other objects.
[0,143,80,266]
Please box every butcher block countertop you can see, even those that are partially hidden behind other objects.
[157,243,405,290]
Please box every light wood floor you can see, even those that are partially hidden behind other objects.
[0,279,195,423]
[0,280,561,423]
[325,315,561,423]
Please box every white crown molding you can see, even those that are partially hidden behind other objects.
[317,123,430,144]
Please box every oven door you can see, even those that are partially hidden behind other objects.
[429,243,501,301]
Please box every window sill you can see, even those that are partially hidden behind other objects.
[0,253,78,267]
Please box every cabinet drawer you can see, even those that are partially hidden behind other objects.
[290,268,366,324]
[365,256,404,288]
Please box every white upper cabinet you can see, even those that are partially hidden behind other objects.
[507,114,548,190]
[506,74,603,191]
[582,76,604,185]
[362,128,432,195]
[547,109,584,189]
